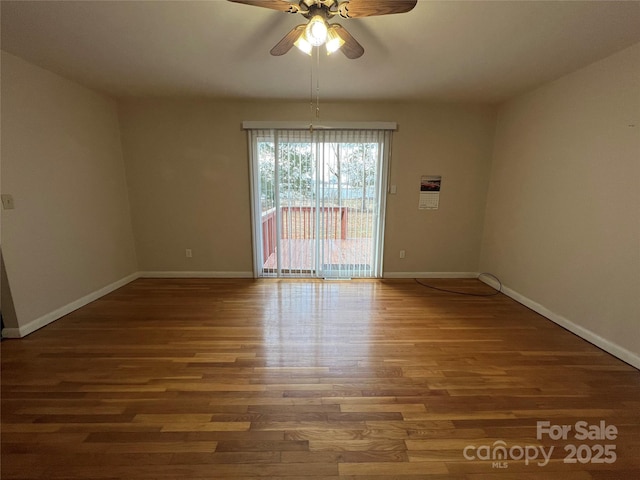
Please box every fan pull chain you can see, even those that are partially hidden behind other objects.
[309,48,314,129]
[309,46,321,132]
[315,46,321,121]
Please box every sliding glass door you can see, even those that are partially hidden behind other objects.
[248,128,391,278]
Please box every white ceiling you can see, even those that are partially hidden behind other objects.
[2,0,639,103]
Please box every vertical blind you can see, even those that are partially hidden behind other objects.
[248,126,392,279]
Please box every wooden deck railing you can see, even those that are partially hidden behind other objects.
[261,206,349,263]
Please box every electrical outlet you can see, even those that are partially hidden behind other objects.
[185,249,192,258]
[399,250,406,259]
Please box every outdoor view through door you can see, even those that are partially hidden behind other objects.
[248,127,392,278]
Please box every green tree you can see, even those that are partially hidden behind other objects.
[259,141,314,210]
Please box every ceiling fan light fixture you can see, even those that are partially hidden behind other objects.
[304,15,328,46]
[294,35,313,55]
[230,0,420,59]
[325,27,345,54]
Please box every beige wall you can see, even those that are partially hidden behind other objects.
[1,52,138,333]
[480,43,640,360]
[117,99,496,275]
[1,45,637,367]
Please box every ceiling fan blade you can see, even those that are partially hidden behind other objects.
[227,0,300,14]
[337,0,417,18]
[331,24,364,59]
[270,24,306,56]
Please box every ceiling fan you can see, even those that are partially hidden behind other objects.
[227,0,418,59]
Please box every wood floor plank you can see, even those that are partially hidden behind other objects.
[308,439,408,452]
[2,278,639,479]
[338,460,449,475]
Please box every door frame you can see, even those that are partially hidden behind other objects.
[245,122,395,279]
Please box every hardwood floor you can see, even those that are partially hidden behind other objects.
[2,278,639,479]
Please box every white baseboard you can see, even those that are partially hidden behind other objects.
[1,272,139,339]
[139,271,254,279]
[479,276,640,370]
[384,271,479,279]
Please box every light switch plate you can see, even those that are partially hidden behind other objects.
[1,194,15,210]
